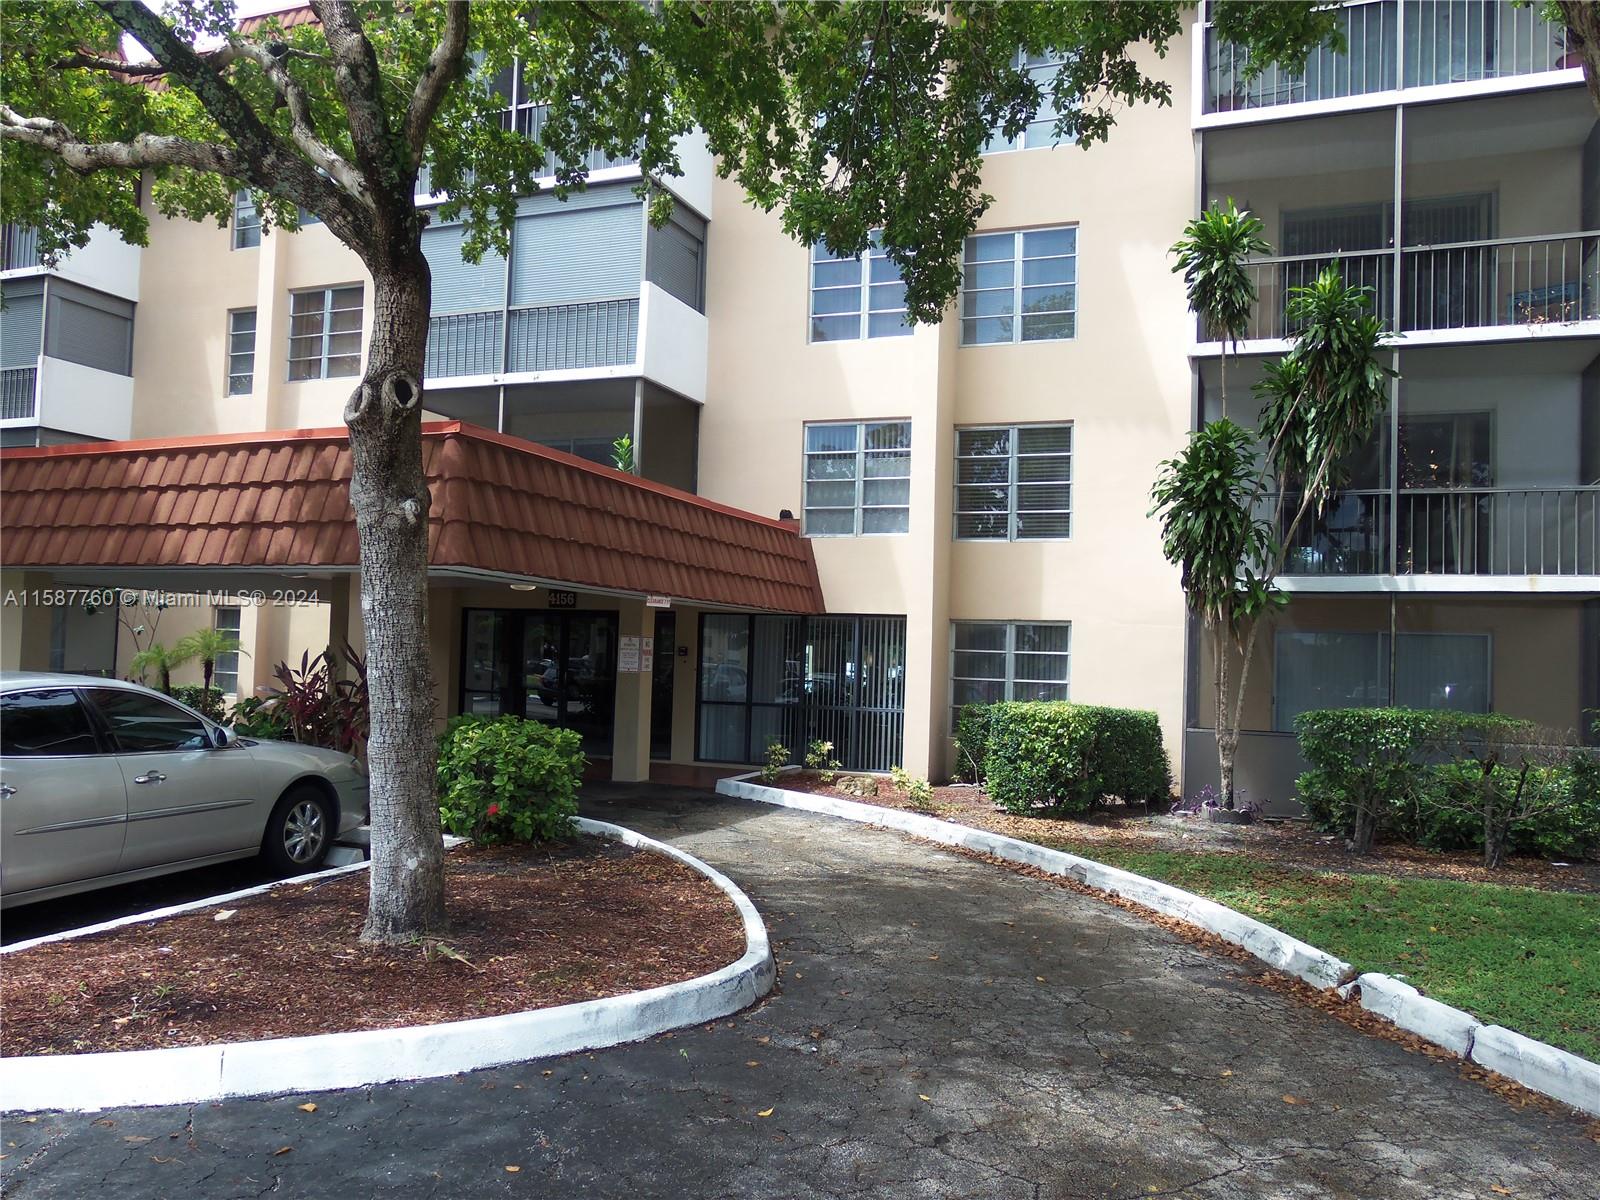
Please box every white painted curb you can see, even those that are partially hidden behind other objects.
[0,818,774,1113]
[719,774,1600,1118]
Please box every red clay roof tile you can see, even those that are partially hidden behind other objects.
[1,422,823,613]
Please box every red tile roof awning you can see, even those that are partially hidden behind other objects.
[0,422,824,613]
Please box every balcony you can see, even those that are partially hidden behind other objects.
[1276,486,1600,580]
[1203,0,1577,118]
[1226,233,1599,342]
[1,224,39,272]
[1,366,37,420]
[425,298,640,381]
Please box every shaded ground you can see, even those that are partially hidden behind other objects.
[3,785,1596,1200]
[2,840,743,1055]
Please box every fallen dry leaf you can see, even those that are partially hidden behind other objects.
[1281,1095,1303,1105]
[296,1103,317,1113]
[1220,1070,1234,1078]
[1490,1188,1512,1196]
[150,1155,176,1164]
[745,1060,761,1068]
[272,1146,293,1156]
[505,1165,522,1173]
[757,1108,775,1118]
[121,1135,152,1144]
[918,1094,931,1102]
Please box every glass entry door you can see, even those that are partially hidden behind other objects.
[461,608,618,754]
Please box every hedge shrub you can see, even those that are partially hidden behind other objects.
[953,704,993,783]
[437,715,585,844]
[984,701,1170,816]
[1293,708,1444,852]
[173,684,225,720]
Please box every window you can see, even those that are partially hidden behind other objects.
[0,689,100,756]
[803,421,911,536]
[985,49,1074,153]
[86,689,211,753]
[227,310,256,395]
[955,424,1072,540]
[288,286,363,381]
[214,606,242,696]
[950,622,1070,729]
[961,227,1077,345]
[1273,631,1491,732]
[809,231,911,342]
[233,190,260,249]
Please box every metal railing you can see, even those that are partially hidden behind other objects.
[506,104,641,176]
[425,310,503,378]
[506,298,638,372]
[0,366,37,420]
[1204,0,1573,114]
[1400,232,1600,331]
[1274,486,1600,577]
[1230,249,1393,341]
[1,224,40,272]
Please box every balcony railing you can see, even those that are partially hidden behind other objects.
[1204,0,1574,114]
[1223,234,1599,341]
[1276,486,1600,577]
[425,310,503,379]
[1400,232,1600,331]
[0,366,37,420]
[424,299,639,379]
[1,224,40,272]
[505,104,641,176]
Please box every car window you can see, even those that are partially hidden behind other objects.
[0,689,102,757]
[86,689,211,753]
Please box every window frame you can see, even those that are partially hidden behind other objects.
[954,422,1073,541]
[948,621,1072,730]
[960,226,1078,346]
[808,231,912,343]
[984,48,1075,154]
[287,285,364,382]
[232,190,261,250]
[84,687,213,755]
[213,606,242,696]
[802,419,912,538]
[226,308,257,396]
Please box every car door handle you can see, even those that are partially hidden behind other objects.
[0,783,14,797]
[133,771,168,785]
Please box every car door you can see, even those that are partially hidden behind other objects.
[83,687,264,871]
[0,687,128,898]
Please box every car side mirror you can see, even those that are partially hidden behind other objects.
[212,725,238,749]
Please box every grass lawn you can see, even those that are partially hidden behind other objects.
[1037,837,1600,1063]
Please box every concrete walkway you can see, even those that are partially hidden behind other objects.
[5,786,1596,1198]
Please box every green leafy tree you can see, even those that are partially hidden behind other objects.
[128,641,196,696]
[1152,267,1394,805]
[173,625,245,696]
[2,0,1339,943]
[1170,199,1270,418]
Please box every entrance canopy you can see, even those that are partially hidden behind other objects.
[0,421,823,613]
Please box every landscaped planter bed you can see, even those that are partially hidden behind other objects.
[2,839,745,1058]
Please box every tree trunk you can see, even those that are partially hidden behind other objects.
[1483,821,1508,870]
[1212,616,1237,805]
[1350,797,1377,855]
[349,256,448,946]
[1558,3,1600,115]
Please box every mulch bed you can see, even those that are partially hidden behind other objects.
[778,773,1600,893]
[1,839,745,1057]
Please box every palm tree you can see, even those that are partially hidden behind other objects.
[174,627,246,700]
[1170,200,1271,419]
[129,642,196,696]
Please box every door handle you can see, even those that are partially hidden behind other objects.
[0,783,14,797]
[133,771,168,785]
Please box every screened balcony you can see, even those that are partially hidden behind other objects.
[1203,0,1576,116]
[1,224,39,272]
[0,365,36,420]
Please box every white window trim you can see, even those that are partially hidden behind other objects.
[226,308,256,396]
[807,233,911,344]
[954,422,1073,541]
[960,226,1078,346]
[213,605,242,697]
[949,620,1072,729]
[803,419,912,538]
[232,190,260,250]
[287,285,364,382]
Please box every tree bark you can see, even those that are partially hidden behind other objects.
[348,251,448,945]
[1558,2,1600,115]
[1211,615,1237,806]
[1350,798,1377,855]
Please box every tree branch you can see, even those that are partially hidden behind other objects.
[404,0,469,171]
[308,1,399,196]
[221,39,365,197]
[53,52,170,77]
[0,104,243,174]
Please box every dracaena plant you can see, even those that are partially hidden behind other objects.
[1169,199,1270,417]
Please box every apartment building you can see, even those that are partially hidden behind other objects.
[1,2,1592,798]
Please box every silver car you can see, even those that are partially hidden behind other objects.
[0,672,369,909]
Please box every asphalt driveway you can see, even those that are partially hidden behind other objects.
[3,785,1596,1198]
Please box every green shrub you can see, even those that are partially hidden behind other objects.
[954,704,993,783]
[804,739,840,784]
[173,684,225,721]
[985,702,1170,817]
[1294,708,1445,852]
[761,739,790,785]
[229,694,291,739]
[1419,760,1600,860]
[436,715,584,844]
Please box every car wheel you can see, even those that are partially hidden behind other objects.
[263,785,334,875]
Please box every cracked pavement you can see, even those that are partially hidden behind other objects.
[3,785,1597,1199]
